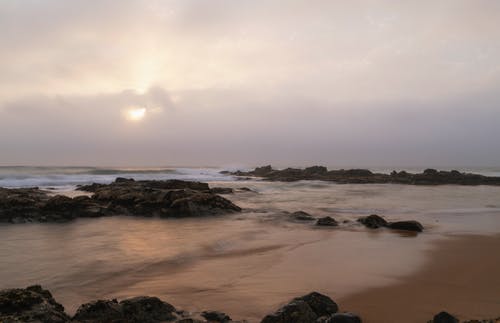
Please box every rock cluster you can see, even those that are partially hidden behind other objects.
[357,214,424,232]
[0,179,241,223]
[2,286,498,323]
[230,166,500,185]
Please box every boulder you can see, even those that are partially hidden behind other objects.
[261,292,338,323]
[72,299,123,322]
[0,285,69,323]
[294,292,338,317]
[316,216,338,226]
[357,214,388,229]
[388,220,424,232]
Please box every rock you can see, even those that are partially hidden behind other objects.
[201,310,232,322]
[120,296,177,322]
[260,299,317,323]
[261,292,338,323]
[72,299,123,322]
[316,216,338,226]
[388,220,424,232]
[432,311,459,323]
[294,292,338,317]
[290,211,315,221]
[1,179,241,223]
[0,285,69,323]
[325,312,362,323]
[357,214,388,229]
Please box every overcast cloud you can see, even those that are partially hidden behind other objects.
[1,0,499,167]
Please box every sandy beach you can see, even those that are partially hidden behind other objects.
[341,234,500,323]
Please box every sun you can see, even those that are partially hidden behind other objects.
[125,107,146,121]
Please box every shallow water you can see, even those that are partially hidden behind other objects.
[1,177,500,321]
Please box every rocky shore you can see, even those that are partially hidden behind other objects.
[1,286,497,323]
[0,178,241,223]
[227,166,500,185]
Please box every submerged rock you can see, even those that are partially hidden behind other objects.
[290,211,315,221]
[357,214,388,229]
[316,216,338,226]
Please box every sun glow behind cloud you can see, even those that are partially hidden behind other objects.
[125,107,146,121]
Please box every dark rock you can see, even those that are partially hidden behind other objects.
[228,166,500,186]
[290,211,315,221]
[260,300,317,323]
[1,179,241,223]
[432,311,459,323]
[316,216,338,226]
[72,299,123,322]
[357,214,388,229]
[0,285,69,323]
[120,296,177,322]
[326,312,362,323]
[388,220,424,232]
[253,165,274,176]
[201,310,231,322]
[294,292,338,317]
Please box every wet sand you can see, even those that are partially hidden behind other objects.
[340,234,500,323]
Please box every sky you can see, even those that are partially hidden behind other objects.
[1,0,500,167]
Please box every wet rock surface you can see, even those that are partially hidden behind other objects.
[0,285,69,323]
[357,215,424,232]
[230,166,500,185]
[0,179,241,223]
[316,216,338,226]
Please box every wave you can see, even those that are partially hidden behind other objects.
[0,166,235,188]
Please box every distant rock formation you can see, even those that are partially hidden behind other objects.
[229,166,500,185]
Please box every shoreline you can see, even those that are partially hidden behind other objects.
[339,233,500,323]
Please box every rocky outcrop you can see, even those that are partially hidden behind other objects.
[0,179,241,223]
[229,166,500,186]
[0,285,69,323]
